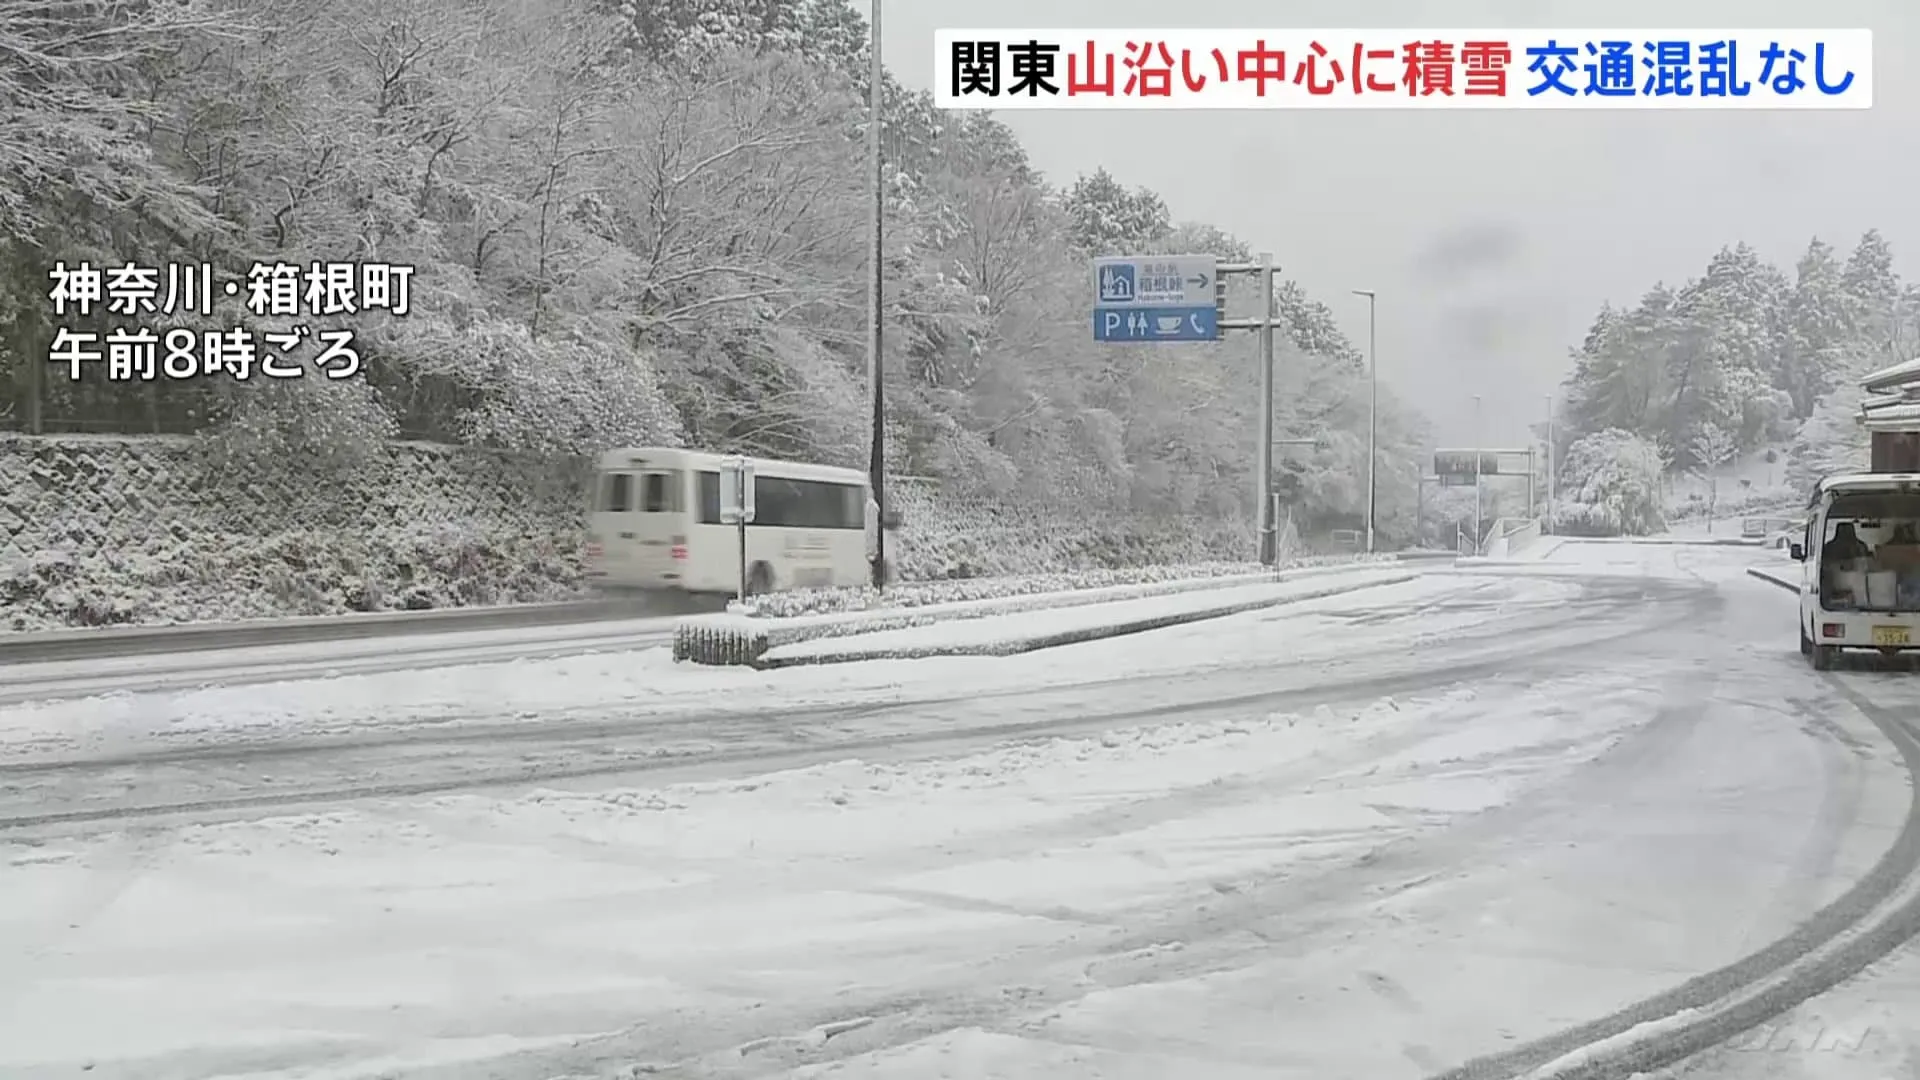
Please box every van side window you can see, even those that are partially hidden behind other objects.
[599,472,634,512]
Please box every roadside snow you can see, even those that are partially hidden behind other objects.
[0,574,1531,758]
[733,554,1396,619]
[761,570,1414,663]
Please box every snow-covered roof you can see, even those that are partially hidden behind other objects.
[1819,471,1920,495]
[1861,356,1920,394]
[1860,403,1920,431]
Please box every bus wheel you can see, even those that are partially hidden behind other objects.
[747,561,775,596]
[1800,623,1812,655]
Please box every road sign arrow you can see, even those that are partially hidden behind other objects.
[1187,273,1209,288]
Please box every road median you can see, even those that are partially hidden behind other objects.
[675,568,1418,668]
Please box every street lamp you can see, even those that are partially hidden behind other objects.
[1352,289,1377,554]
[1544,393,1555,534]
[1472,393,1483,553]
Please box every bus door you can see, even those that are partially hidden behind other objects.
[592,468,685,586]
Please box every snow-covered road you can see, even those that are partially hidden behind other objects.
[3,541,1917,1080]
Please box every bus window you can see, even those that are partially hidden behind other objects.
[694,470,865,528]
[598,472,634,512]
[697,470,722,524]
[639,471,681,513]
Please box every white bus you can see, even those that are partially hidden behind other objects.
[586,447,899,596]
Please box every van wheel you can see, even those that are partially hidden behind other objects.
[1800,623,1812,655]
[1811,643,1837,671]
[746,562,775,596]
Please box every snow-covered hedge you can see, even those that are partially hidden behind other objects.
[886,482,1254,581]
[728,554,1395,619]
[1666,483,1801,524]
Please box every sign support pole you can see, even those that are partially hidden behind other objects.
[1416,471,1428,547]
[721,457,756,603]
[1525,447,1535,524]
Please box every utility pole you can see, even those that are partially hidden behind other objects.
[1352,289,1377,554]
[864,0,887,588]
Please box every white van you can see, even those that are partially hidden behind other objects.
[585,447,899,597]
[1791,471,1920,669]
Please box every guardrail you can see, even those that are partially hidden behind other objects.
[1480,517,1542,558]
[0,596,675,666]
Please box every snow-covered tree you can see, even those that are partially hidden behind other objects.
[1554,428,1670,536]
[1556,230,1913,498]
[0,0,1441,554]
[1686,422,1740,529]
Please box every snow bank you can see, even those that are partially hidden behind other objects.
[676,563,1409,666]
[729,553,1395,619]
[758,572,1416,667]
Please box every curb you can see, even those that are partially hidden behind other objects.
[753,574,1415,669]
[1745,567,1800,593]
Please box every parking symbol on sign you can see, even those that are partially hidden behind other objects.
[1097,263,1135,303]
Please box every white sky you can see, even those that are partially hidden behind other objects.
[882,0,1917,447]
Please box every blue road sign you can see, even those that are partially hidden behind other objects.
[1092,254,1220,343]
[1097,262,1137,304]
[1093,305,1218,343]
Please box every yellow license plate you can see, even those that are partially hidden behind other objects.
[1872,626,1911,647]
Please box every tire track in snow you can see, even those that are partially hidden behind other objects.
[0,579,1698,837]
[397,581,1729,1080]
[558,554,1915,1080]
[1414,668,1920,1080]
[256,677,1630,963]
[0,575,1559,771]
[643,660,1721,1080]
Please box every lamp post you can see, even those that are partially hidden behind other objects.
[1472,394,1483,554]
[1544,393,1555,533]
[1351,289,1377,554]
